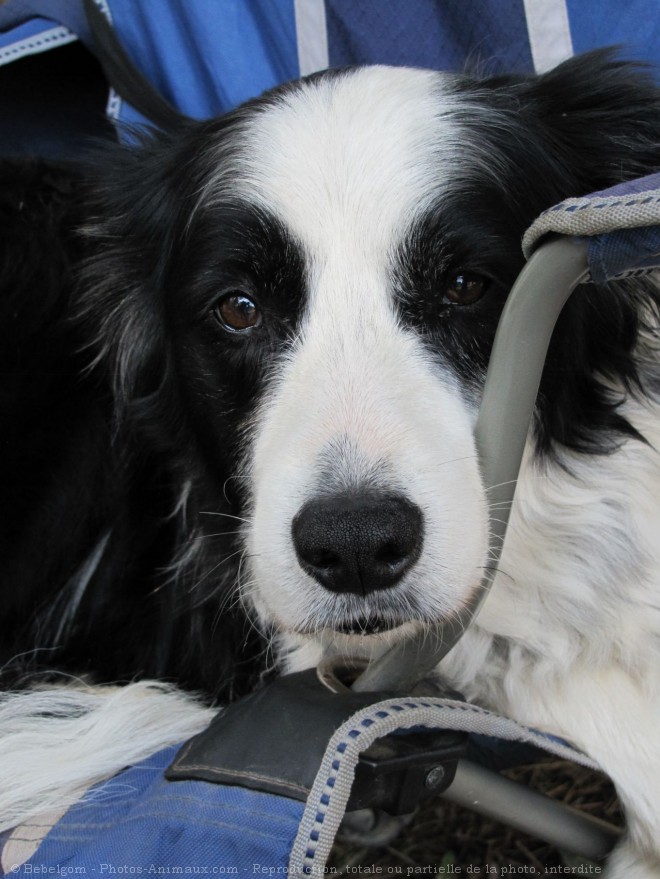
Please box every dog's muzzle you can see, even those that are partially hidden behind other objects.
[291,491,424,596]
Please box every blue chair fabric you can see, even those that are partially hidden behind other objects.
[0,745,303,875]
[2,0,660,130]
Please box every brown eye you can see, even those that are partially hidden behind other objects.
[444,273,487,305]
[214,293,261,332]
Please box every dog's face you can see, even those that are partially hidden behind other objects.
[85,54,660,660]
[230,67,493,641]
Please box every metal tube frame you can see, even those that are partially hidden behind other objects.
[443,761,620,861]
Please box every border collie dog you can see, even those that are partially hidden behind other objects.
[2,50,660,876]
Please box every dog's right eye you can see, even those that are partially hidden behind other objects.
[443,273,488,306]
[213,293,262,333]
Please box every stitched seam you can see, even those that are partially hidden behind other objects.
[172,734,309,795]
[28,794,299,829]
[172,737,195,763]
[112,791,297,822]
[170,763,309,797]
[44,809,295,843]
[545,192,660,214]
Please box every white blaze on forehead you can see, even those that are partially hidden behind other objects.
[233,66,460,258]
[228,68,470,467]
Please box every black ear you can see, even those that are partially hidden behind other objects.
[523,48,660,192]
[455,50,660,455]
[79,128,194,426]
[450,49,660,246]
[518,50,660,454]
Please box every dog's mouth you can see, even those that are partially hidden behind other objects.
[332,615,406,637]
[284,612,417,641]
[287,595,427,639]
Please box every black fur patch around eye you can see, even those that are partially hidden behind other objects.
[393,202,520,396]
[164,201,307,475]
[394,199,660,458]
[172,202,306,336]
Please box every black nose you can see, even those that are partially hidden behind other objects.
[291,492,424,595]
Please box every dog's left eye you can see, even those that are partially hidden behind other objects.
[213,293,262,332]
[443,273,488,305]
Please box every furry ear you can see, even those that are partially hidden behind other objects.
[520,50,660,454]
[455,50,660,455]
[79,128,194,419]
[523,48,660,192]
[451,49,660,242]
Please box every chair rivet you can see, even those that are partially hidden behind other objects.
[425,766,446,790]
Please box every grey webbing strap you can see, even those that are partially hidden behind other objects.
[351,237,590,693]
[522,185,660,258]
[288,693,615,876]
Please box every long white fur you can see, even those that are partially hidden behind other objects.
[443,397,660,869]
[0,682,213,833]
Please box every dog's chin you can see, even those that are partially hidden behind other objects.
[307,619,423,667]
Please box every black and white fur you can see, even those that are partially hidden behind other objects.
[2,51,660,877]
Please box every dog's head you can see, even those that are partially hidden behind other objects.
[83,51,660,661]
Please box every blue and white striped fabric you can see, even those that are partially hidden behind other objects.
[2,0,660,130]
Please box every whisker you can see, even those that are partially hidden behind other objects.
[199,511,248,523]
[430,454,479,468]
[485,478,521,492]
[188,530,244,540]
[478,564,514,583]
